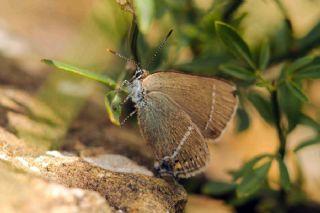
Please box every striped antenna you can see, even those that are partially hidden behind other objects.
[146,29,173,70]
[106,49,140,68]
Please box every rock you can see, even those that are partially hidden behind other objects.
[0,87,65,152]
[0,86,187,212]
[83,153,153,176]
[1,150,186,212]
[0,161,112,213]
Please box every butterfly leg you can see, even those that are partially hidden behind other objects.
[115,80,130,98]
[110,79,131,110]
[120,108,137,126]
[120,94,131,106]
[154,157,174,177]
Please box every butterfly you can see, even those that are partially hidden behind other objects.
[109,32,237,178]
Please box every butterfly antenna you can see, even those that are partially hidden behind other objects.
[146,29,173,70]
[107,48,140,68]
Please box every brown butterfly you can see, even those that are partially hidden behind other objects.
[108,33,237,178]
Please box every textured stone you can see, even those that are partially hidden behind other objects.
[0,86,187,212]
[0,161,112,213]
[3,151,187,212]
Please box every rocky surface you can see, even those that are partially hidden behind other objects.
[0,85,188,212]
[1,149,186,212]
[0,161,112,213]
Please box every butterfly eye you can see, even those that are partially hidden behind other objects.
[134,67,144,78]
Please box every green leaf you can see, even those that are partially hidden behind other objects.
[134,0,155,33]
[219,64,255,80]
[294,137,320,152]
[258,41,270,70]
[236,160,272,198]
[215,21,256,70]
[285,81,308,102]
[276,157,291,190]
[255,80,272,89]
[294,65,320,79]
[299,113,320,132]
[202,181,236,196]
[297,21,320,49]
[236,108,250,132]
[285,56,315,74]
[248,92,274,124]
[270,20,293,58]
[232,154,273,181]
[104,91,122,126]
[278,83,302,132]
[42,59,117,89]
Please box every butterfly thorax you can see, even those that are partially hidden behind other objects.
[128,78,145,107]
[127,68,149,107]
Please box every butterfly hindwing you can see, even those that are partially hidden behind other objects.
[137,91,209,178]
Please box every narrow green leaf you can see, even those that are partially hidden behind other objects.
[297,21,320,50]
[134,0,155,33]
[278,84,302,132]
[236,161,272,198]
[232,154,273,181]
[202,181,236,196]
[259,41,270,70]
[299,113,320,132]
[294,65,320,79]
[255,80,273,89]
[104,91,122,126]
[248,92,274,124]
[285,56,315,74]
[219,64,255,80]
[279,65,287,81]
[285,81,308,102]
[270,20,293,60]
[215,21,256,70]
[42,59,117,89]
[236,108,250,132]
[276,157,291,190]
[294,137,320,152]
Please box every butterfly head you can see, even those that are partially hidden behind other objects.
[132,66,149,81]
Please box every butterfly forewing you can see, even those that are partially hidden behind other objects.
[142,71,237,140]
[137,91,209,178]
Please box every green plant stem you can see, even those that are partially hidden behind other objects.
[271,89,286,158]
[271,87,287,211]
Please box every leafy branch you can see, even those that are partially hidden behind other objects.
[208,21,320,204]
